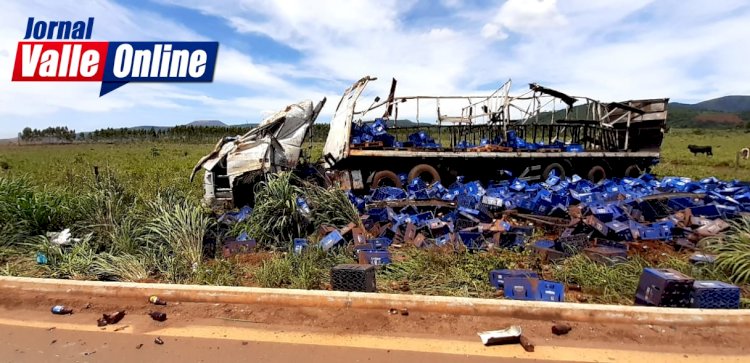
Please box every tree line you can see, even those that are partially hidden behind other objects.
[18,124,334,144]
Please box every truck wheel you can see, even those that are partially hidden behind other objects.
[371,170,402,189]
[587,165,607,183]
[542,163,566,180]
[408,164,441,185]
[624,164,641,178]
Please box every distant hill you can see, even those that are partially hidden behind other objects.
[671,96,750,113]
[535,97,750,129]
[185,120,227,127]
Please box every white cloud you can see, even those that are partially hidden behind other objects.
[4,0,750,138]
[482,0,567,40]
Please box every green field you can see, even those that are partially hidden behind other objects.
[1,128,748,192]
[0,129,748,305]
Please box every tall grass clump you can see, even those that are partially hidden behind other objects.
[237,172,308,250]
[92,253,150,282]
[253,248,351,289]
[703,216,750,284]
[30,234,98,280]
[304,181,361,229]
[0,176,87,245]
[144,197,213,283]
[235,172,363,251]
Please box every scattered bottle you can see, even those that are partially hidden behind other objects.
[551,323,572,336]
[149,295,167,306]
[50,305,73,315]
[154,337,164,345]
[148,312,167,322]
[102,310,126,325]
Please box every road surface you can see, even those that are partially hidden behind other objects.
[0,289,748,362]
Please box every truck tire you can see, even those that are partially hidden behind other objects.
[371,170,402,189]
[587,165,607,183]
[408,164,441,185]
[542,163,566,180]
[624,164,641,178]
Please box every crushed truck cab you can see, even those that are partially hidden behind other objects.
[192,99,325,208]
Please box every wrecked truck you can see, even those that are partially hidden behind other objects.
[321,76,669,191]
[194,76,669,208]
[191,99,326,208]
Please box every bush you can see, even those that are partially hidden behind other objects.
[704,217,750,284]
[143,197,213,283]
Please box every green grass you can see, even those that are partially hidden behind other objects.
[652,128,750,180]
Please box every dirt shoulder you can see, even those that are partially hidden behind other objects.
[0,288,748,358]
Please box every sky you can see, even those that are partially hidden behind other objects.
[2,0,750,138]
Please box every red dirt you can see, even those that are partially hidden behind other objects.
[0,288,749,357]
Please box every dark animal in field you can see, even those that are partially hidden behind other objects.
[688,144,713,156]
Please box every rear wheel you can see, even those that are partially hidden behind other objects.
[408,164,441,185]
[587,165,607,183]
[624,164,642,178]
[371,170,402,189]
[542,163,566,180]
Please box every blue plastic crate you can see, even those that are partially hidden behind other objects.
[605,220,632,241]
[690,281,740,309]
[635,268,694,307]
[366,207,390,222]
[689,204,721,219]
[293,238,308,255]
[489,269,538,290]
[503,277,536,301]
[458,231,483,250]
[499,232,525,249]
[536,280,565,302]
[357,249,392,266]
[367,238,392,249]
[320,230,344,251]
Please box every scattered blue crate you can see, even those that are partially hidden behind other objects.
[357,249,392,266]
[499,232,525,249]
[367,237,392,249]
[503,277,536,301]
[690,281,740,309]
[689,204,721,219]
[458,231,483,250]
[536,280,565,302]
[365,207,390,223]
[635,268,694,307]
[489,269,539,290]
[605,220,632,241]
[320,230,344,251]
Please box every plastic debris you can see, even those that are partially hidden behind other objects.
[478,326,523,346]
[50,305,73,315]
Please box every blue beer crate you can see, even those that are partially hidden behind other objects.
[458,231,483,250]
[489,269,538,290]
[503,277,536,301]
[690,281,740,309]
[635,268,694,307]
[536,280,565,302]
[320,230,344,251]
[357,249,392,266]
